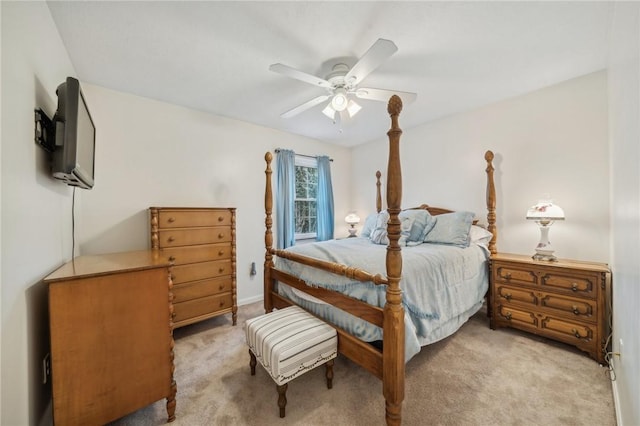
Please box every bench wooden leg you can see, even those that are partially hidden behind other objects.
[325,359,334,389]
[249,349,256,376]
[277,383,288,418]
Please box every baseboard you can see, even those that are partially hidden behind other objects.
[611,366,623,426]
[238,295,263,306]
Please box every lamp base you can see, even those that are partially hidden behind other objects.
[532,252,558,262]
[347,228,357,238]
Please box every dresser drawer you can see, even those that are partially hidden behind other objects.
[158,210,232,228]
[173,277,233,303]
[541,315,595,343]
[158,227,232,248]
[539,292,597,323]
[493,264,538,286]
[171,260,232,284]
[160,243,231,265]
[495,304,538,328]
[495,285,538,306]
[173,294,233,324]
[540,270,597,299]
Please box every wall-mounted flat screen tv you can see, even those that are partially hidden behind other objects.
[52,77,96,189]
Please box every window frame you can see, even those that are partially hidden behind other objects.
[294,155,318,241]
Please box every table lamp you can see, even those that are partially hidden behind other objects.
[345,213,361,238]
[526,199,565,261]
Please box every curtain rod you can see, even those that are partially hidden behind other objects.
[275,148,333,162]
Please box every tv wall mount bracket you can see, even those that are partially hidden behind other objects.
[34,108,55,153]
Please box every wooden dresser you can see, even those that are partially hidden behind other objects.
[45,250,176,425]
[150,207,237,328]
[490,253,611,363]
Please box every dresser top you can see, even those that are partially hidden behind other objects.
[44,250,171,283]
[491,252,610,273]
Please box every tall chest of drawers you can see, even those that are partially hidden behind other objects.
[150,207,237,328]
[489,253,611,363]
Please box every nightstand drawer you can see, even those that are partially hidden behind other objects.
[494,264,537,286]
[540,293,597,322]
[541,316,594,342]
[495,304,537,328]
[496,285,537,306]
[540,271,596,298]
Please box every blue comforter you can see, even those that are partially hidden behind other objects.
[275,237,489,362]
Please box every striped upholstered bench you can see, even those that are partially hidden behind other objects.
[245,305,338,418]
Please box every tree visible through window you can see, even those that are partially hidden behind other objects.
[294,156,318,239]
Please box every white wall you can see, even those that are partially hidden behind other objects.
[1,2,77,425]
[351,71,610,263]
[608,3,640,425]
[78,83,351,306]
[0,4,351,425]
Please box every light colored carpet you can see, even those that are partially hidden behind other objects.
[111,301,616,426]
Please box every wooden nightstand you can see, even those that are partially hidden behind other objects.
[489,253,611,364]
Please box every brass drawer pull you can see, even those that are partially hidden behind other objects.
[168,237,175,243]
[572,305,580,315]
[219,300,226,307]
[503,293,512,301]
[218,216,224,222]
[168,256,176,262]
[219,267,225,273]
[218,233,225,239]
[571,328,581,339]
[504,312,512,320]
[219,284,225,291]
[503,273,512,280]
[168,217,175,223]
[571,283,578,292]
[218,250,225,256]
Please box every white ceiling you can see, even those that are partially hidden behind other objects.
[47,1,612,147]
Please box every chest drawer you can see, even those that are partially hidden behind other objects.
[158,227,232,248]
[494,264,538,286]
[160,243,231,265]
[158,210,232,228]
[173,277,233,303]
[171,260,232,284]
[173,293,233,324]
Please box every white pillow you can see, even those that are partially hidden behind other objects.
[469,225,493,246]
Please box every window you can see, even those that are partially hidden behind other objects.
[294,156,318,239]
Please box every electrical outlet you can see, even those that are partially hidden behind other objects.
[42,353,51,384]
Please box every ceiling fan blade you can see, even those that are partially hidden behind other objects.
[355,87,417,104]
[280,95,331,119]
[344,39,398,86]
[269,63,333,89]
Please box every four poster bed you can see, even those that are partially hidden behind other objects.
[263,95,497,425]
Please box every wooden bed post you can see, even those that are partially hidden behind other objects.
[376,171,382,213]
[485,150,497,255]
[264,152,274,313]
[384,95,405,426]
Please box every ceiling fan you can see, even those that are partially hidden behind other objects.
[269,38,417,121]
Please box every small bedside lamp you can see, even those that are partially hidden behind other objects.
[526,199,565,261]
[345,213,361,238]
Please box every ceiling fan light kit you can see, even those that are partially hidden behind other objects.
[269,38,417,122]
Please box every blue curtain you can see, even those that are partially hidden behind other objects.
[316,155,334,241]
[276,149,296,249]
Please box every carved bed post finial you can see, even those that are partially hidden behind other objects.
[384,94,404,426]
[376,171,382,213]
[264,152,274,313]
[485,150,497,255]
